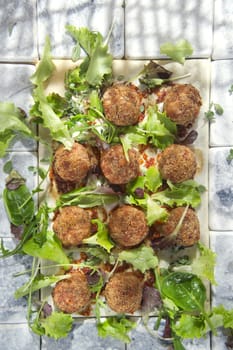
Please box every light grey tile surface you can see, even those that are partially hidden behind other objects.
[125,0,213,59]
[0,152,37,237]
[0,324,40,350]
[41,318,125,350]
[213,0,233,59]
[209,147,233,230]
[210,231,233,309]
[210,231,233,349]
[0,239,33,322]
[37,0,124,59]
[0,63,36,151]
[0,0,37,61]
[210,60,233,146]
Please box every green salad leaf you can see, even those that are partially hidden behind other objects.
[0,102,33,157]
[83,219,114,252]
[161,272,206,311]
[30,36,55,85]
[3,171,34,226]
[160,39,193,64]
[118,245,158,273]
[152,180,205,208]
[97,316,136,343]
[32,85,73,149]
[15,274,70,299]
[174,313,206,339]
[22,231,70,267]
[66,25,112,86]
[33,311,73,339]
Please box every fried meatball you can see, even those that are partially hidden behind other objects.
[108,205,148,247]
[158,207,200,247]
[163,84,202,126]
[52,270,91,314]
[102,83,143,126]
[53,206,91,247]
[100,144,140,184]
[104,271,143,313]
[157,144,197,183]
[53,142,91,183]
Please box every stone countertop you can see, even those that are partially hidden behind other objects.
[0,1,233,349]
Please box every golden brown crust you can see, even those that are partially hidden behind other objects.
[100,144,140,184]
[103,83,143,126]
[158,207,200,247]
[108,205,148,247]
[157,144,197,183]
[163,84,202,126]
[104,271,143,313]
[53,206,91,247]
[53,142,91,183]
[52,270,91,314]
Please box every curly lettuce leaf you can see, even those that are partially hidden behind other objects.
[83,219,114,253]
[174,314,206,339]
[97,316,136,343]
[66,25,112,86]
[32,85,73,149]
[152,180,204,208]
[0,102,33,157]
[30,36,55,85]
[212,305,233,329]
[160,39,193,64]
[118,245,158,273]
[35,312,73,339]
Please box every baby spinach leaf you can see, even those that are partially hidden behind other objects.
[161,272,206,312]
[3,173,34,226]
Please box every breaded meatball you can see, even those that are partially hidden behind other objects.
[163,84,202,126]
[52,270,91,314]
[100,144,140,184]
[157,144,197,183]
[158,207,200,247]
[53,142,91,183]
[104,271,143,313]
[108,205,148,247]
[53,206,91,247]
[103,83,143,126]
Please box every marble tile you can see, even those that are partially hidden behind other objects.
[0,63,37,151]
[0,0,37,61]
[210,231,233,309]
[210,231,233,349]
[0,152,37,237]
[210,60,233,146]
[127,318,210,350]
[213,0,233,59]
[209,147,233,230]
[41,318,125,350]
[0,238,34,322]
[125,0,213,59]
[37,0,124,59]
[0,324,40,350]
